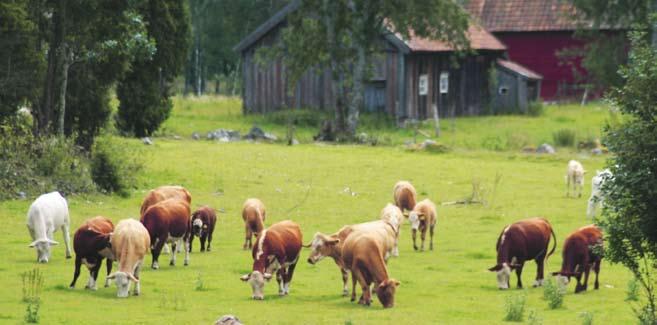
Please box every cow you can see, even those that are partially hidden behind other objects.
[140,185,192,255]
[69,216,114,290]
[26,191,72,263]
[342,231,401,308]
[552,225,603,293]
[240,220,302,300]
[393,181,417,215]
[380,203,403,257]
[242,198,266,250]
[488,217,557,289]
[140,198,191,269]
[566,160,586,198]
[408,199,437,251]
[587,169,613,219]
[190,206,217,252]
[305,219,398,296]
[107,219,150,298]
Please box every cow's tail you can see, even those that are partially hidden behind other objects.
[547,227,557,259]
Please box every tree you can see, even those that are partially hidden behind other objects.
[273,0,469,137]
[601,27,657,324]
[0,0,44,121]
[116,0,190,137]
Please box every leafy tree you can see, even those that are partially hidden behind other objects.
[601,27,657,324]
[272,0,469,137]
[116,0,190,137]
[0,0,44,120]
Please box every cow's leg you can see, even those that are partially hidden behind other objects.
[170,239,177,266]
[151,236,166,269]
[566,176,571,197]
[69,255,82,288]
[412,229,418,251]
[352,269,369,305]
[86,259,102,290]
[341,268,350,296]
[189,234,194,253]
[593,260,601,290]
[533,258,545,287]
[420,225,427,251]
[206,231,213,252]
[429,224,435,250]
[350,271,358,302]
[243,226,251,250]
[283,261,298,295]
[577,264,592,293]
[200,234,206,252]
[133,263,142,296]
[104,258,113,287]
[61,224,72,259]
[276,268,286,296]
[183,237,190,266]
[516,264,524,289]
[162,243,170,255]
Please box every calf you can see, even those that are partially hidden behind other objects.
[408,199,437,251]
[393,181,417,215]
[342,231,401,308]
[70,216,114,290]
[240,220,302,300]
[107,219,150,298]
[305,219,398,296]
[380,203,403,257]
[552,225,603,293]
[587,169,613,219]
[26,191,72,263]
[242,198,266,250]
[489,217,556,289]
[566,160,586,198]
[140,199,191,269]
[190,206,217,252]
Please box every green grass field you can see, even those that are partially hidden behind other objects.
[0,97,635,324]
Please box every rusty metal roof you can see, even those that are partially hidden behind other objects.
[497,59,543,80]
[466,0,587,32]
[403,24,506,52]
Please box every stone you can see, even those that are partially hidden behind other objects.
[191,132,200,140]
[536,143,555,154]
[141,137,153,145]
[215,315,243,325]
[591,148,603,155]
[207,129,240,142]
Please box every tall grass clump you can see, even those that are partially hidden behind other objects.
[91,135,142,196]
[552,128,576,147]
[527,309,543,325]
[22,268,44,323]
[579,311,594,325]
[543,278,566,309]
[503,292,526,322]
[527,101,544,117]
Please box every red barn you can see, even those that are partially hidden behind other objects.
[466,0,621,101]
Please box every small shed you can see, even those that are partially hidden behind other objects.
[492,59,542,113]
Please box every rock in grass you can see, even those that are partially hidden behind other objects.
[142,137,153,145]
[215,315,243,325]
[536,143,555,154]
[192,132,200,140]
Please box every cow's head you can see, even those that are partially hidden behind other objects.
[192,218,204,237]
[107,271,138,298]
[488,260,519,290]
[29,239,58,263]
[376,279,400,308]
[240,271,272,300]
[304,232,340,265]
[408,211,425,231]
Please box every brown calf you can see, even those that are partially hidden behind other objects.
[190,206,217,252]
[393,181,417,215]
[140,185,192,217]
[140,199,191,269]
[489,217,556,289]
[552,225,603,293]
[70,216,114,290]
[408,199,437,251]
[241,198,266,250]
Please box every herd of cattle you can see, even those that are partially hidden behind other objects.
[24,159,612,308]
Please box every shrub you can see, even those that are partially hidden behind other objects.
[627,277,640,301]
[543,278,566,309]
[482,135,507,151]
[503,292,526,322]
[91,135,142,196]
[527,101,544,117]
[579,311,594,325]
[33,137,95,194]
[552,129,576,147]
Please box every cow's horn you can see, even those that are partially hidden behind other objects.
[302,243,312,248]
[128,273,139,283]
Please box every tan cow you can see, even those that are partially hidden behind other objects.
[342,231,401,308]
[241,198,266,250]
[107,219,150,298]
[393,181,417,215]
[408,199,437,251]
[380,203,403,257]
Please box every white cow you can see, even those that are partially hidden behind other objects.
[108,219,150,298]
[587,169,613,219]
[380,203,403,257]
[566,160,586,198]
[26,192,72,263]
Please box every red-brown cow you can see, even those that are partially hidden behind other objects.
[69,216,114,290]
[140,185,192,217]
[240,220,302,300]
[552,225,603,293]
[342,231,401,308]
[140,199,191,269]
[393,181,417,215]
[190,206,217,252]
[489,217,556,289]
[241,198,266,250]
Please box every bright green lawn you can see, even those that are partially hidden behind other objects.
[0,97,635,324]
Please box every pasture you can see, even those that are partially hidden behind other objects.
[0,98,634,324]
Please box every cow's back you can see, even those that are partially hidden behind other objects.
[73,216,113,254]
[141,199,190,238]
[508,218,552,258]
[394,181,417,211]
[350,220,396,255]
[342,232,386,272]
[267,220,302,262]
[140,186,191,216]
[112,219,150,265]
[27,192,69,231]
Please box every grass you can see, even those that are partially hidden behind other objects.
[0,97,634,324]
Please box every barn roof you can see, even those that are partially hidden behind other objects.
[233,0,301,53]
[497,59,542,80]
[466,0,588,32]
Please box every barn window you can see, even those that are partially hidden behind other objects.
[498,86,509,95]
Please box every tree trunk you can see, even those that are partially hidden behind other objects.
[652,0,657,49]
[347,41,365,137]
[231,58,241,96]
[55,44,71,136]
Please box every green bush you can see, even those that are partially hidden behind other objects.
[552,128,576,147]
[543,278,566,309]
[527,101,545,117]
[503,293,526,322]
[482,135,507,151]
[91,135,142,196]
[579,311,594,325]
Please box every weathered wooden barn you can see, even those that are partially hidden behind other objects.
[492,59,543,113]
[235,2,541,119]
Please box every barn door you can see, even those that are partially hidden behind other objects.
[364,81,386,113]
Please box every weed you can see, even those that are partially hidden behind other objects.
[527,309,542,325]
[543,278,566,309]
[503,292,526,322]
[579,311,594,325]
[195,273,206,291]
[21,268,44,303]
[527,101,545,117]
[552,129,576,147]
[25,300,40,323]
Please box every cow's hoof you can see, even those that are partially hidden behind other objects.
[201,248,205,252]
[69,285,74,289]
[133,291,140,296]
[104,284,110,288]
[351,296,356,302]
[184,261,189,266]
[66,255,72,259]
[85,286,97,291]
[152,263,159,270]
[413,246,418,251]
[342,290,349,297]
[207,247,211,252]
[169,261,175,266]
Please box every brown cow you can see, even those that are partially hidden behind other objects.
[393,181,417,215]
[408,199,437,251]
[140,199,191,269]
[190,206,217,252]
[240,220,302,300]
[140,185,192,217]
[342,231,401,308]
[552,225,603,293]
[107,219,150,298]
[489,217,556,289]
[70,216,114,290]
[241,198,266,250]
